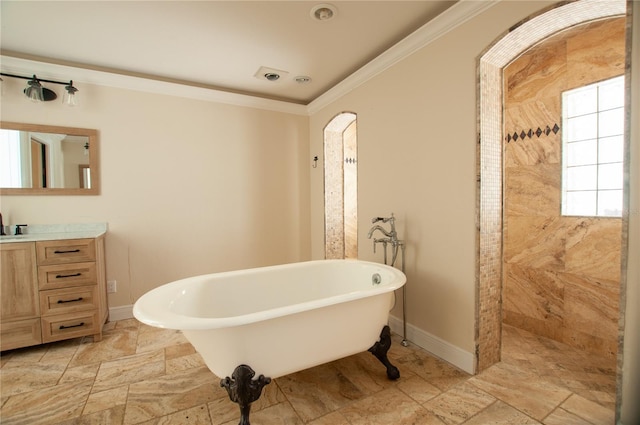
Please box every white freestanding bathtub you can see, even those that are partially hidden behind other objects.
[134,259,406,424]
[133,259,406,379]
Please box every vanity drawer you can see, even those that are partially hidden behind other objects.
[40,286,98,316]
[36,239,96,265]
[38,262,97,290]
[41,311,99,343]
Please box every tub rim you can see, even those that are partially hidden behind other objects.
[133,259,406,330]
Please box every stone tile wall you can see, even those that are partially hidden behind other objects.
[502,17,626,360]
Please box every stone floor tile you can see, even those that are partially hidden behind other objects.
[0,379,93,425]
[543,407,594,425]
[396,349,470,391]
[423,381,496,424]
[560,393,615,425]
[140,404,212,425]
[0,360,67,397]
[340,387,446,425]
[93,349,165,393]
[69,327,138,367]
[463,400,542,424]
[124,366,221,424]
[276,362,371,422]
[83,385,129,415]
[0,320,617,425]
[469,361,572,420]
[221,401,303,425]
[136,324,188,353]
[396,375,442,404]
[306,411,350,425]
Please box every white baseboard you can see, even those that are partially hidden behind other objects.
[388,315,475,374]
[109,305,134,321]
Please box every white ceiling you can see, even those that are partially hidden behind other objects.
[0,1,457,105]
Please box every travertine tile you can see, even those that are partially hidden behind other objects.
[124,366,221,424]
[469,362,571,420]
[0,379,93,424]
[276,362,371,422]
[463,400,541,425]
[564,218,622,282]
[504,37,568,103]
[83,385,128,415]
[565,17,626,89]
[69,327,138,367]
[504,163,561,217]
[560,393,615,425]
[0,360,67,397]
[502,16,624,362]
[142,404,212,425]
[166,351,206,374]
[136,325,188,354]
[543,407,593,425]
[503,217,566,270]
[503,263,564,334]
[340,387,445,425]
[58,405,126,425]
[307,411,350,425]
[226,401,303,425]
[93,349,165,393]
[396,349,469,391]
[0,321,616,425]
[423,381,496,425]
[396,375,442,404]
[59,362,101,384]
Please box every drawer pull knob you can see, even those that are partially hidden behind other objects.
[56,273,82,279]
[59,322,85,330]
[57,297,84,304]
[54,249,81,254]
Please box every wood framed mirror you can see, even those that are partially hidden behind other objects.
[0,122,99,195]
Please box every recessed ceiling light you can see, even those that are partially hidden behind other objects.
[310,3,337,21]
[295,76,312,84]
[254,66,289,82]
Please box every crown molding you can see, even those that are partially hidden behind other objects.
[0,55,309,116]
[1,1,496,117]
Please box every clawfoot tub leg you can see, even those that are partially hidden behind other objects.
[368,325,400,380]
[220,364,271,425]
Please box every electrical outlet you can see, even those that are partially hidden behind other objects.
[107,280,117,293]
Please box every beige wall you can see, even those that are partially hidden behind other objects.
[310,1,556,354]
[0,81,310,308]
[503,17,625,360]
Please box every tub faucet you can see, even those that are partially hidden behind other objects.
[367,215,397,240]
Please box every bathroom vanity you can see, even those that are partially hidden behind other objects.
[0,224,108,351]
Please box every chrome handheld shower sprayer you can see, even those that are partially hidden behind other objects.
[368,213,408,347]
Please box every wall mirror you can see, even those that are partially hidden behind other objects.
[0,122,99,195]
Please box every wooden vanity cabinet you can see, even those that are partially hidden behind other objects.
[0,243,41,350]
[0,236,108,351]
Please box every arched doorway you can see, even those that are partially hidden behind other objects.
[324,112,358,259]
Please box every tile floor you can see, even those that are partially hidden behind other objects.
[0,320,616,425]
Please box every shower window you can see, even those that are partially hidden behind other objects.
[561,75,624,217]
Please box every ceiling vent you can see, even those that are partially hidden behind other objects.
[254,66,289,82]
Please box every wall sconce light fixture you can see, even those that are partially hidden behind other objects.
[0,72,79,106]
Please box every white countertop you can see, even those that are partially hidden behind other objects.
[0,223,108,243]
